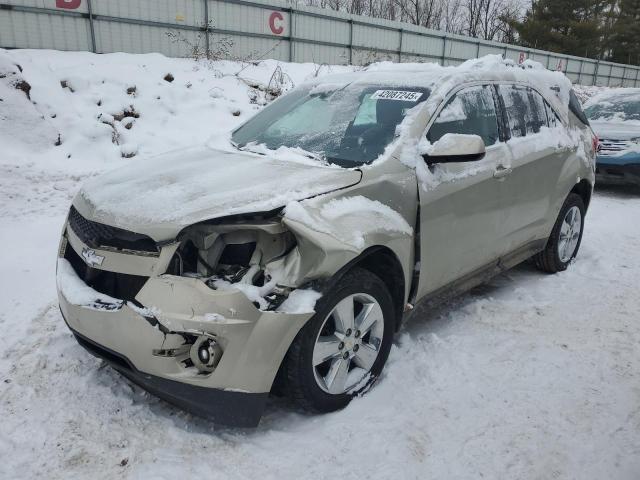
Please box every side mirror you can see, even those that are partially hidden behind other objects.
[422,133,486,165]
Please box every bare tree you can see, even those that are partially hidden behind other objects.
[298,0,524,42]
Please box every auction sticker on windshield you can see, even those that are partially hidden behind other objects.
[370,90,423,101]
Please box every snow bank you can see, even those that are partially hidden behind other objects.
[0,48,355,175]
[0,52,59,153]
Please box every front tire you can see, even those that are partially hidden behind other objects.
[534,193,586,273]
[282,268,395,413]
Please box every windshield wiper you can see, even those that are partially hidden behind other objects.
[239,143,329,165]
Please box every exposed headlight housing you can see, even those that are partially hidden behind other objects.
[168,215,296,304]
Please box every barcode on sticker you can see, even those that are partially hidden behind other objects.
[370,90,423,102]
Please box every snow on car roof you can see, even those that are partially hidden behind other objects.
[584,87,640,107]
[305,54,572,118]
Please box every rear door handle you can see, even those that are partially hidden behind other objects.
[493,167,513,180]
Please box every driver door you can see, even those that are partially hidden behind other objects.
[416,84,513,298]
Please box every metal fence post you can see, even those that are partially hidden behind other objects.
[398,28,403,63]
[203,0,210,59]
[288,8,294,62]
[441,35,447,66]
[577,59,583,84]
[635,68,640,88]
[348,19,353,65]
[594,59,600,86]
[86,0,96,53]
[621,66,626,87]
[476,41,480,59]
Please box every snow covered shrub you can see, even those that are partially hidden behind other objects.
[166,21,234,62]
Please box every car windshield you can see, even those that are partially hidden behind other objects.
[584,91,640,122]
[231,83,430,167]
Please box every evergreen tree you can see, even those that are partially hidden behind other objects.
[511,0,609,59]
[607,0,640,64]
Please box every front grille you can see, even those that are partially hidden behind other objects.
[68,206,158,253]
[598,138,633,156]
[64,243,148,302]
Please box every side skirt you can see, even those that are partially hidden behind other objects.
[407,239,546,317]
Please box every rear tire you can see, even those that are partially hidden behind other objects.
[282,268,395,413]
[534,193,585,273]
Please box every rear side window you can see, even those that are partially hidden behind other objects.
[428,85,500,147]
[498,85,528,138]
[527,89,548,134]
[569,90,590,125]
[498,85,552,137]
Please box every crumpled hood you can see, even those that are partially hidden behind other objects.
[74,146,362,241]
[591,120,640,141]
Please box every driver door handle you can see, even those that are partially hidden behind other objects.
[493,166,513,180]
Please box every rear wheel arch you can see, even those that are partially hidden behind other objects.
[571,179,593,211]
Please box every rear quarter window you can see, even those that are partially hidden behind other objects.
[569,90,590,126]
[545,100,560,128]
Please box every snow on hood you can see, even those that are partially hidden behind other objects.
[75,145,362,241]
[590,120,640,141]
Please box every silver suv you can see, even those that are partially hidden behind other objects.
[56,60,596,427]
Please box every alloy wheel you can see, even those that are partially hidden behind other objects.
[558,205,582,263]
[312,293,385,395]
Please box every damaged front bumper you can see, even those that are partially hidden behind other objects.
[57,223,313,427]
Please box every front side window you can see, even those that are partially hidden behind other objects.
[232,84,429,167]
[427,85,500,147]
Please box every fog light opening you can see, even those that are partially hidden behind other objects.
[189,335,223,373]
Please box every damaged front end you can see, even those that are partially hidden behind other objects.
[57,206,318,427]
[170,211,301,311]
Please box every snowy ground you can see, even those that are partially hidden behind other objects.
[1,50,640,479]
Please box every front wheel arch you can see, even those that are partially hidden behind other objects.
[310,246,406,331]
[271,247,405,397]
[278,267,396,411]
